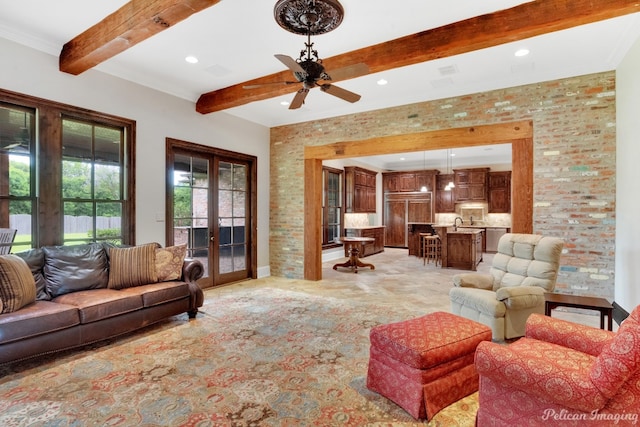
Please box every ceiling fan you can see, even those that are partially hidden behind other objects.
[243,0,368,110]
[272,35,368,109]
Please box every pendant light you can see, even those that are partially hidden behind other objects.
[444,149,455,191]
[445,149,455,190]
[420,151,428,192]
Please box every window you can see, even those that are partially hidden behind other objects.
[322,166,342,248]
[0,90,135,250]
[62,118,125,245]
[0,104,35,253]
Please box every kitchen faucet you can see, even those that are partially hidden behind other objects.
[454,216,463,231]
[470,215,474,225]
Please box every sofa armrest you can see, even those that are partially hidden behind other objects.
[182,259,205,314]
[453,273,493,290]
[495,286,545,310]
[475,340,607,413]
[525,313,614,356]
[182,258,204,283]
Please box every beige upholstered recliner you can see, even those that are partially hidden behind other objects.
[449,233,564,341]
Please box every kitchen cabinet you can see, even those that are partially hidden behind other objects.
[446,229,483,271]
[436,173,455,213]
[383,192,433,247]
[345,166,376,213]
[454,168,489,202]
[399,173,417,192]
[382,170,438,193]
[382,170,437,248]
[488,171,511,213]
[345,226,385,257]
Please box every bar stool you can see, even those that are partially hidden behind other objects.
[421,233,441,266]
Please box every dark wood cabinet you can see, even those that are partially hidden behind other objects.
[383,192,433,248]
[382,170,437,194]
[384,198,407,247]
[488,171,511,213]
[447,230,483,271]
[345,166,376,213]
[345,226,385,257]
[454,168,489,202]
[436,173,455,213]
[382,170,438,248]
[399,173,417,191]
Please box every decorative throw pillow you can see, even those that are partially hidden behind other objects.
[0,254,37,314]
[155,245,187,282]
[107,244,158,289]
[43,243,110,298]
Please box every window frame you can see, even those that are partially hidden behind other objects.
[321,165,343,249]
[0,88,136,248]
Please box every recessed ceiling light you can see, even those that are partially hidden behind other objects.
[377,78,388,86]
[280,101,290,106]
[514,48,530,57]
[400,157,406,161]
[185,55,199,64]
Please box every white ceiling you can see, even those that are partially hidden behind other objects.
[1,0,639,170]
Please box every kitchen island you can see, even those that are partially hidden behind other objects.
[431,226,483,271]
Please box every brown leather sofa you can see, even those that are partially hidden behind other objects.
[0,242,204,365]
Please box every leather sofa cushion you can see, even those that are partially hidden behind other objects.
[0,300,80,344]
[14,248,49,301]
[119,281,189,308]
[53,289,142,324]
[43,243,109,298]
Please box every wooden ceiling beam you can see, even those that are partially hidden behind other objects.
[196,0,640,114]
[60,0,221,75]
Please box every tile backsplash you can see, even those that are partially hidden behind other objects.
[436,202,511,228]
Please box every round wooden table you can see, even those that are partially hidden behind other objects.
[332,236,375,273]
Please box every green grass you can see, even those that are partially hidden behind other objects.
[9,233,111,253]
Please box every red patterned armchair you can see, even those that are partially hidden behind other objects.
[474,307,640,426]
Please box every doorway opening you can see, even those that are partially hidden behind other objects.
[303,121,534,280]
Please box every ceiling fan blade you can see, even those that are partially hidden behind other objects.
[243,81,298,89]
[320,84,361,103]
[289,88,309,110]
[275,54,306,75]
[324,63,369,81]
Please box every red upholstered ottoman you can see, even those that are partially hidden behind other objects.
[366,311,492,420]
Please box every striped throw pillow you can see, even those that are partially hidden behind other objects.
[107,244,158,289]
[0,254,37,313]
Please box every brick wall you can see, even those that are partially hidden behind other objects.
[270,71,616,299]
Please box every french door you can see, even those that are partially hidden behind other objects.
[167,139,256,288]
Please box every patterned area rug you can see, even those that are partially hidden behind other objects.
[0,287,477,426]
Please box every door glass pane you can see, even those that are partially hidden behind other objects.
[173,154,209,278]
[218,162,247,275]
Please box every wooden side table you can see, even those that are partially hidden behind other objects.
[333,237,375,273]
[544,293,613,331]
